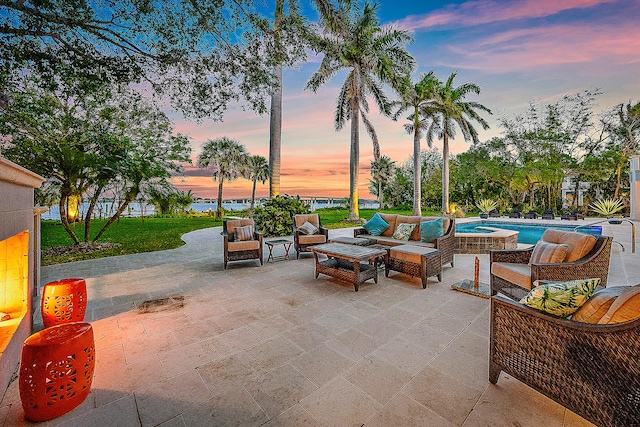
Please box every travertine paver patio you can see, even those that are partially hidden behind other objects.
[0,219,637,426]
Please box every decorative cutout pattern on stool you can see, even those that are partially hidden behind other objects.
[41,278,87,327]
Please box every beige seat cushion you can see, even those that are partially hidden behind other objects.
[491,262,533,290]
[598,284,640,324]
[378,213,398,237]
[539,229,597,262]
[298,234,326,245]
[572,286,627,323]
[294,214,320,228]
[530,241,570,264]
[228,240,260,252]
[390,245,438,264]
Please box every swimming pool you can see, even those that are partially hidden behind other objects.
[456,221,603,245]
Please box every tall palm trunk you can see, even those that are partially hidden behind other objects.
[442,132,450,214]
[250,179,257,211]
[413,128,422,216]
[349,102,360,221]
[377,180,383,210]
[269,0,283,198]
[217,177,225,217]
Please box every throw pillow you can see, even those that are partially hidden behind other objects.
[598,284,640,324]
[298,221,319,235]
[420,218,443,243]
[530,241,570,264]
[572,286,626,323]
[520,278,601,318]
[363,213,390,236]
[392,223,416,241]
[235,225,254,241]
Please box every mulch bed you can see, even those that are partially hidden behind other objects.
[42,242,120,258]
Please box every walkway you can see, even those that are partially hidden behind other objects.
[0,218,637,426]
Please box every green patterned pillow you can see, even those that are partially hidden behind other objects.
[520,278,601,317]
[392,223,416,241]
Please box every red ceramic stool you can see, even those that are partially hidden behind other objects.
[41,278,87,328]
[19,322,95,422]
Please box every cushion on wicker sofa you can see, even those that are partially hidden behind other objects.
[363,213,390,236]
[572,286,627,323]
[392,223,416,240]
[420,218,443,243]
[598,285,640,324]
[520,278,600,318]
[538,229,597,262]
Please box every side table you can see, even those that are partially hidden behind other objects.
[386,245,442,288]
[265,239,293,262]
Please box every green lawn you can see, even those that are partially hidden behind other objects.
[41,208,445,265]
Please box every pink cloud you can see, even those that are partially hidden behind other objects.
[397,0,618,30]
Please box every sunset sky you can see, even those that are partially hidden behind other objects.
[169,0,640,200]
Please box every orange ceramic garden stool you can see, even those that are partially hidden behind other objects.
[19,322,95,422]
[41,278,87,328]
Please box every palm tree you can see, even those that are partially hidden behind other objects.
[392,71,440,215]
[196,137,248,217]
[305,0,414,221]
[242,154,270,211]
[370,155,395,209]
[427,71,492,213]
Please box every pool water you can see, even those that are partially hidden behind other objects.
[456,221,603,245]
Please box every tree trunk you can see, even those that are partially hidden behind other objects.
[269,1,283,198]
[59,194,80,244]
[92,196,133,242]
[413,128,421,216]
[614,164,622,200]
[442,132,450,214]
[377,179,383,210]
[250,179,257,211]
[217,177,225,217]
[348,103,360,221]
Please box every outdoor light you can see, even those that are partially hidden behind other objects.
[67,195,79,222]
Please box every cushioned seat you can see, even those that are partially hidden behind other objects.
[223,219,263,269]
[292,214,329,258]
[490,229,612,300]
[386,245,442,288]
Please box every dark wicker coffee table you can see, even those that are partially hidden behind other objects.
[308,243,388,291]
[386,245,442,288]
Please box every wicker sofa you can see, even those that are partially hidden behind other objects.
[490,293,640,427]
[490,229,613,300]
[353,213,455,267]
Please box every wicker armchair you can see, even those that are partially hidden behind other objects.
[490,295,640,427]
[292,214,329,259]
[223,219,263,269]
[490,230,612,300]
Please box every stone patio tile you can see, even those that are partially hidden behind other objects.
[122,331,180,364]
[158,339,219,378]
[197,352,260,390]
[403,366,485,426]
[142,311,191,336]
[327,328,383,361]
[62,393,140,427]
[212,309,260,331]
[463,374,566,427]
[300,376,381,427]
[314,310,360,335]
[357,313,405,343]
[171,318,225,347]
[181,386,268,427]
[283,321,336,352]
[399,321,456,353]
[135,370,213,427]
[365,393,455,427]
[261,404,323,427]
[247,315,295,340]
[244,335,305,371]
[371,335,436,376]
[244,363,318,419]
[156,415,186,427]
[207,326,263,357]
[343,355,413,405]
[93,320,146,351]
[291,343,356,387]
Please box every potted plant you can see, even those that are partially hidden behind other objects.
[589,198,625,224]
[477,199,498,219]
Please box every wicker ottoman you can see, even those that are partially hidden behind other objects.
[386,245,442,288]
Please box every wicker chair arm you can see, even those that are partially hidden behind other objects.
[490,247,533,264]
[254,231,263,243]
[319,226,329,237]
[353,227,369,237]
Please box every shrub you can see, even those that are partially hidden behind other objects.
[253,195,310,237]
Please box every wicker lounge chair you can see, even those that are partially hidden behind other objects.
[508,209,521,218]
[490,229,613,300]
[292,214,329,259]
[542,209,555,219]
[490,294,640,427]
[489,210,500,218]
[223,219,263,269]
[524,210,538,219]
